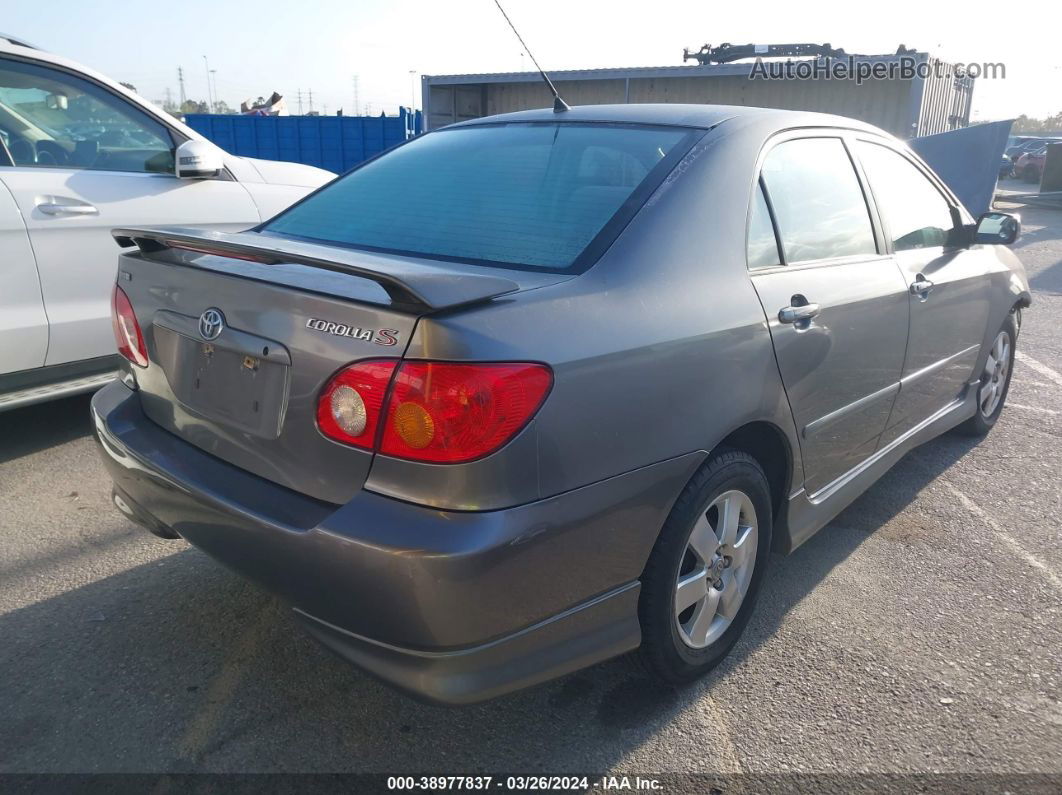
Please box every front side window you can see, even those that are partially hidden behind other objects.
[263,123,694,272]
[760,137,877,264]
[856,141,956,251]
[0,58,175,173]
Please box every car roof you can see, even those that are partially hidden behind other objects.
[446,102,887,135]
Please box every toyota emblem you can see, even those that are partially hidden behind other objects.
[198,308,225,341]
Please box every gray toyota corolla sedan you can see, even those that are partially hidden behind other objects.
[93,104,1031,704]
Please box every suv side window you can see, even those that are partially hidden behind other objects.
[747,180,781,269]
[0,57,175,174]
[855,141,957,251]
[760,137,877,264]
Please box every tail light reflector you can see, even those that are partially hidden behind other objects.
[317,360,399,450]
[316,361,552,463]
[111,284,148,367]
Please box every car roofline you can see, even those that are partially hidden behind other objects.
[0,32,41,50]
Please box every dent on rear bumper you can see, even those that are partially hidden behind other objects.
[92,381,703,701]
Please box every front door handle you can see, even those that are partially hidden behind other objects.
[36,198,98,216]
[778,302,821,326]
[910,275,934,299]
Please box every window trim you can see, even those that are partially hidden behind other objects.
[750,130,885,270]
[745,177,784,271]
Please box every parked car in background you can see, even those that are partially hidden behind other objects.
[1016,144,1051,183]
[1006,137,1055,164]
[93,103,1030,704]
[0,33,333,411]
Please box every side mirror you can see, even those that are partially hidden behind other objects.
[174,140,223,179]
[974,211,1020,246]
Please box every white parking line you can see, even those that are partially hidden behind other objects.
[944,483,1061,593]
[1016,351,1062,389]
[1008,402,1059,415]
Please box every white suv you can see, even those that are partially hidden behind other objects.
[0,33,333,410]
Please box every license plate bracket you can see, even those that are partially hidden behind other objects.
[152,317,290,439]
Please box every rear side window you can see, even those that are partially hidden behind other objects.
[747,181,781,269]
[761,138,877,263]
[263,123,693,272]
[855,141,957,251]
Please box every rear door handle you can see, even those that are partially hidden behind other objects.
[778,302,821,325]
[910,275,934,299]
[36,198,98,216]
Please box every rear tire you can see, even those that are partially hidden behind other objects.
[956,313,1016,437]
[638,450,772,684]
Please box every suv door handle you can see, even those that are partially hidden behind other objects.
[778,302,821,326]
[36,198,98,216]
[910,275,934,299]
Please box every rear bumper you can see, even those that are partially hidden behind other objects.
[92,381,701,703]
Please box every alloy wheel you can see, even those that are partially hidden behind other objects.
[979,330,1011,419]
[674,489,758,649]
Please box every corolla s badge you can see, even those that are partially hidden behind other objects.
[305,317,399,346]
[198,308,225,341]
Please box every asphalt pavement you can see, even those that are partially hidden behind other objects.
[1,200,1060,782]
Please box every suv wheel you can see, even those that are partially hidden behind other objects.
[639,450,772,683]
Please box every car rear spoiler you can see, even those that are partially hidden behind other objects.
[112,226,522,311]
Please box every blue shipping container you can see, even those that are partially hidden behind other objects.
[184,108,423,174]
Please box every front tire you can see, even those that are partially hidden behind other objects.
[956,313,1017,436]
[639,450,772,684]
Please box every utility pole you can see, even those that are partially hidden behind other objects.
[164,87,173,110]
[323,103,329,116]
[177,67,186,106]
[308,88,314,114]
[352,75,359,116]
[296,89,303,115]
[210,69,218,110]
[409,70,417,109]
[202,55,214,112]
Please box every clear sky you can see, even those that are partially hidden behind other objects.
[4,0,1058,120]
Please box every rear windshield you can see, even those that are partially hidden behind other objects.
[261,123,694,272]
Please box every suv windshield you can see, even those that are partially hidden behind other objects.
[262,123,695,271]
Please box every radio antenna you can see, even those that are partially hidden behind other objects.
[492,0,569,112]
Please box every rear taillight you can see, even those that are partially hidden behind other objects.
[111,284,148,367]
[380,362,553,463]
[316,361,552,463]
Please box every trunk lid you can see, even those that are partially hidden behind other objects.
[114,226,567,504]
